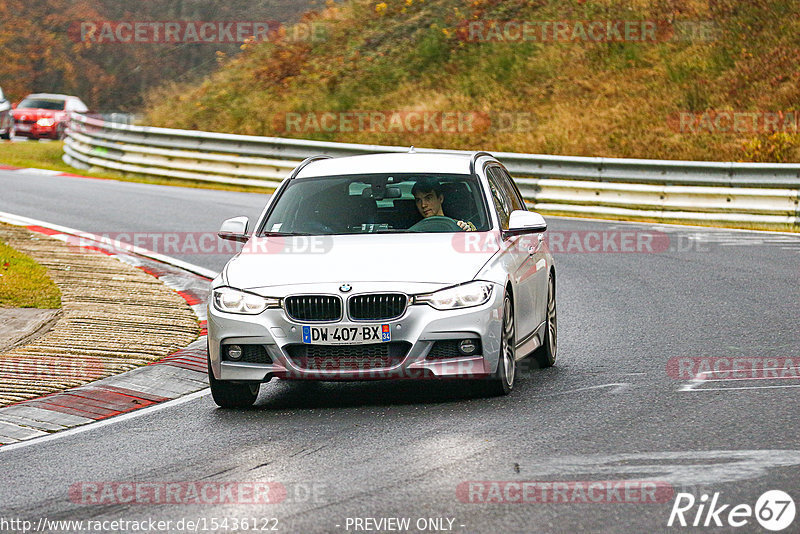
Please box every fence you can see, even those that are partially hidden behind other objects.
[63,113,800,228]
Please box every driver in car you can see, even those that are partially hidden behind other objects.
[411,177,476,231]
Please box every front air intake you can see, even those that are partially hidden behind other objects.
[284,295,342,322]
[348,293,407,321]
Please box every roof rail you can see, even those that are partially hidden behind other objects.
[289,155,333,179]
[470,151,494,175]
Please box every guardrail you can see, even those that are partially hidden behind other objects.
[64,113,800,229]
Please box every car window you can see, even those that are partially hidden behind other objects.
[18,98,66,110]
[486,167,513,230]
[496,167,527,212]
[260,173,490,235]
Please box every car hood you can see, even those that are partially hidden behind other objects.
[225,232,499,289]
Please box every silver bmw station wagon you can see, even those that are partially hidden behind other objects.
[207,151,557,407]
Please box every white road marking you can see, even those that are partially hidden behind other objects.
[680,368,800,392]
[14,168,61,175]
[0,211,218,451]
[518,450,800,486]
[679,378,705,392]
[688,384,800,392]
[541,383,631,396]
[702,375,800,382]
[0,211,219,279]
[0,389,211,454]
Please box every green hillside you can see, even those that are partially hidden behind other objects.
[145,0,800,162]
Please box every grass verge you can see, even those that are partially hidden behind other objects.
[0,140,272,194]
[0,229,62,308]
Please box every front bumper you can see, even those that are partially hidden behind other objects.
[13,122,58,139]
[207,286,504,382]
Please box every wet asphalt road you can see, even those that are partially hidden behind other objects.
[1,169,799,533]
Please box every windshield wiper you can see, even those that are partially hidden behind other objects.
[259,232,317,237]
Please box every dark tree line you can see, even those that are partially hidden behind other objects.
[0,0,315,110]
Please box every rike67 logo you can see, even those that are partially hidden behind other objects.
[668,490,795,531]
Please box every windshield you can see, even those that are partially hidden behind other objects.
[260,173,491,235]
[18,98,66,110]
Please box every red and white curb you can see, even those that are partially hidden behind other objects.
[0,212,216,446]
[0,164,99,180]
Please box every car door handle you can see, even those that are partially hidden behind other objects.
[528,234,544,255]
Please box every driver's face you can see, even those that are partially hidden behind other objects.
[414,190,444,218]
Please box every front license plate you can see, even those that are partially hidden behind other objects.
[16,124,31,132]
[302,324,391,345]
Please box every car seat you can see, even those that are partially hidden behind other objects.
[389,199,423,229]
[441,182,476,223]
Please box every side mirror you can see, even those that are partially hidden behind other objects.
[11,102,17,109]
[503,210,547,238]
[218,216,250,243]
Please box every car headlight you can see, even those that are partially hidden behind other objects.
[36,118,55,127]
[414,281,494,310]
[212,287,279,315]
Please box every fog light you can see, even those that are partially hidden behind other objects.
[227,344,243,361]
[458,339,477,355]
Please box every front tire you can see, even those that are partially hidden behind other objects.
[533,274,557,368]
[485,292,516,396]
[208,357,260,408]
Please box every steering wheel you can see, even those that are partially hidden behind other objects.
[408,216,463,232]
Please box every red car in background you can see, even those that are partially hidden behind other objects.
[13,93,88,140]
